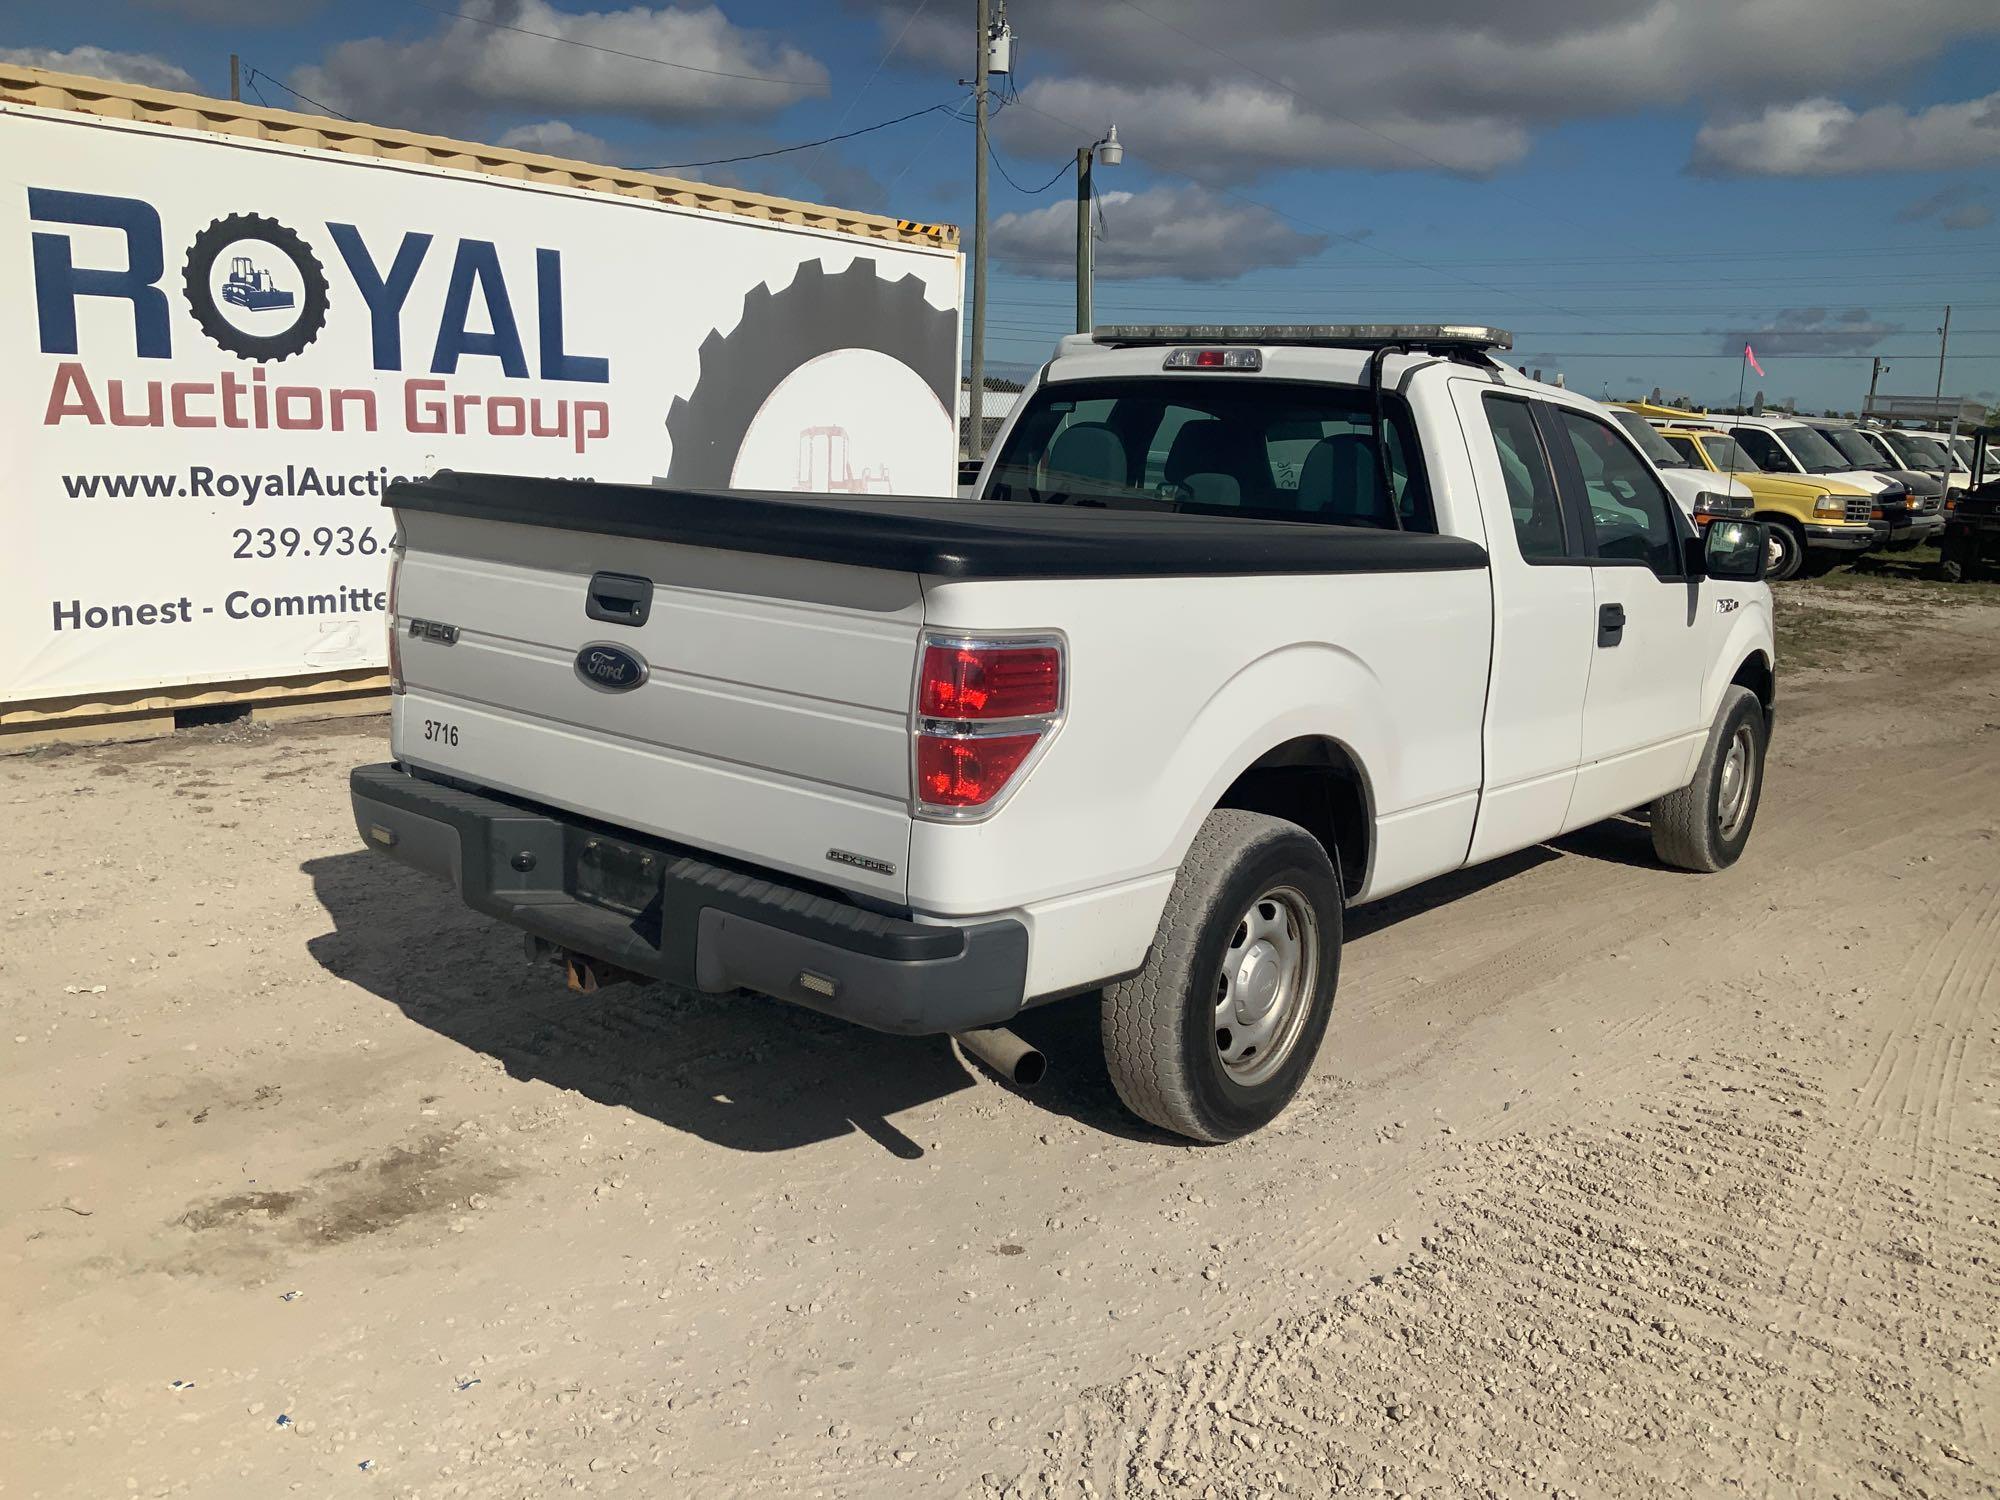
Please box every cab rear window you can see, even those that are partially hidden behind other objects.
[985,378,1434,531]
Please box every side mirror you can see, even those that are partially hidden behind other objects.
[1703,518,1767,582]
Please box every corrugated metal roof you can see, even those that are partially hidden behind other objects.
[0,64,959,250]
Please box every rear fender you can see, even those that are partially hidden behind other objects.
[1156,642,1387,882]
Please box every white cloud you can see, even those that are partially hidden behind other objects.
[861,0,2000,180]
[1006,78,1528,179]
[292,0,827,135]
[497,119,617,164]
[0,45,198,93]
[992,184,1328,281]
[1719,307,1901,356]
[1691,91,2000,175]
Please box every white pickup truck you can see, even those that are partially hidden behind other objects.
[351,324,1775,1142]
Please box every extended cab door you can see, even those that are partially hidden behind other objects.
[1452,382,1595,863]
[1545,404,1708,829]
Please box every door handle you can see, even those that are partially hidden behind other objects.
[586,572,653,627]
[1597,602,1626,647]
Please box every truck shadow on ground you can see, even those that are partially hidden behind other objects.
[304,839,1606,1157]
[302,849,1158,1157]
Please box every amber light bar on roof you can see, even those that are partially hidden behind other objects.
[1093,323,1513,351]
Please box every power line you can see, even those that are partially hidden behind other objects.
[986,135,1074,194]
[404,0,822,88]
[243,65,354,121]
[640,100,964,171]
[806,0,933,175]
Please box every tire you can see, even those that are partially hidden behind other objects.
[1939,537,1983,584]
[1101,809,1342,1142]
[1651,686,1767,873]
[661,259,957,487]
[181,213,329,364]
[1763,518,1806,582]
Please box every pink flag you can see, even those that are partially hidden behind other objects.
[1744,343,1765,377]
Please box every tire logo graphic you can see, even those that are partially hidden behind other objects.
[663,259,956,488]
[182,213,330,363]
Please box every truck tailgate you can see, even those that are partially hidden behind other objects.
[390,507,921,904]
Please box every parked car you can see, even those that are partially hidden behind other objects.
[353,324,1774,1142]
[1798,418,1947,534]
[1707,414,1935,553]
[1652,423,1876,581]
[1865,426,1974,495]
[1605,407,1753,526]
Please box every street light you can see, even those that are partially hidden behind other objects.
[1076,126,1122,334]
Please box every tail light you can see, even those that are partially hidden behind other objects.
[386,534,406,694]
[913,634,1064,817]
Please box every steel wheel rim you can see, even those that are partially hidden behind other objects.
[1716,724,1757,839]
[1213,886,1318,1087]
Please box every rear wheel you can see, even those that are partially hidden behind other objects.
[1651,686,1767,873]
[1101,809,1341,1142]
[1763,518,1806,582]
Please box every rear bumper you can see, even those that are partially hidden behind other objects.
[349,764,1028,1036]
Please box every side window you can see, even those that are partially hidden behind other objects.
[1481,395,1568,561]
[1555,409,1679,575]
[1664,434,1703,467]
[1731,427,1795,473]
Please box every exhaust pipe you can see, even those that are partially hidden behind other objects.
[953,1026,1046,1089]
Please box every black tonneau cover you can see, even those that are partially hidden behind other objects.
[389,472,1488,579]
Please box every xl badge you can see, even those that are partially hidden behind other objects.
[575,642,648,692]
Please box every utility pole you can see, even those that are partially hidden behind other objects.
[1073,127,1122,334]
[229,53,240,102]
[1867,356,1888,409]
[1075,144,1092,335]
[967,0,990,462]
[1935,304,1952,403]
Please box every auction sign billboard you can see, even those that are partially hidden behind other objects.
[1,100,960,706]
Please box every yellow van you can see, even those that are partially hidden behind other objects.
[1649,420,1877,580]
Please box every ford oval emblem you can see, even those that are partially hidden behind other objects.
[575,642,649,693]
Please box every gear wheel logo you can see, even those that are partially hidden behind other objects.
[182,213,329,363]
[663,259,956,488]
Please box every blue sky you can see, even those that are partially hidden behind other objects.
[9,0,2000,412]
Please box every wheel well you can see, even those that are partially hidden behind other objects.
[1215,737,1369,898]
[1731,651,1775,721]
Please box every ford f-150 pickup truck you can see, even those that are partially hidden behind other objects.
[352,324,1774,1142]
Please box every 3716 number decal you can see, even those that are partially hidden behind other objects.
[422,719,459,746]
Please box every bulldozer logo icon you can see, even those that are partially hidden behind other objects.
[183,212,329,363]
[221,255,295,312]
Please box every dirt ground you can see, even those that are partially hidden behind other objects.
[5,571,1998,1500]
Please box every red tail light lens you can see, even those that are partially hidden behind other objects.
[916,733,1042,808]
[920,643,1060,719]
[913,634,1064,817]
